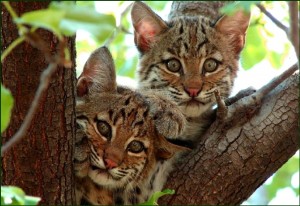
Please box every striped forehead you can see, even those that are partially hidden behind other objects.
[165,17,213,58]
[103,95,150,127]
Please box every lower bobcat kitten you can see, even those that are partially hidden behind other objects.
[74,47,187,205]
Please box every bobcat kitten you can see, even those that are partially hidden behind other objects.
[131,2,250,141]
[74,47,187,205]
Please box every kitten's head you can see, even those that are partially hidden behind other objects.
[131,2,250,118]
[76,47,184,189]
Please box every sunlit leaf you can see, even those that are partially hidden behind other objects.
[265,156,299,200]
[241,25,267,70]
[267,42,290,69]
[24,196,41,205]
[139,189,175,205]
[1,186,40,206]
[267,51,282,69]
[1,186,25,205]
[221,1,259,15]
[1,85,14,133]
[15,2,116,43]
[146,1,168,11]
[76,1,95,8]
[50,2,116,43]
[15,9,65,39]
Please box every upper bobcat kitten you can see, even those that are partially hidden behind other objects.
[131,2,250,141]
[74,47,186,205]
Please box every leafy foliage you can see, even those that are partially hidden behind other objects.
[76,1,170,81]
[1,186,40,205]
[265,156,299,199]
[241,25,268,69]
[222,1,291,70]
[220,1,259,14]
[15,2,115,42]
[1,85,14,133]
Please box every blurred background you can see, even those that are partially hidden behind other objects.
[75,1,299,205]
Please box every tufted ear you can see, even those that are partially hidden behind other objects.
[155,134,190,160]
[215,10,251,55]
[77,47,117,97]
[131,1,168,53]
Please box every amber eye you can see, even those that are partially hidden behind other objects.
[97,121,111,140]
[127,141,144,153]
[166,59,181,72]
[203,58,218,72]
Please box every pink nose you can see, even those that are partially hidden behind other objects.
[104,158,118,169]
[185,88,200,97]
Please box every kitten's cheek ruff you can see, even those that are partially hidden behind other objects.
[89,168,109,181]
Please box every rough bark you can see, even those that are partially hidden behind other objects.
[162,73,298,205]
[160,2,299,205]
[1,2,76,205]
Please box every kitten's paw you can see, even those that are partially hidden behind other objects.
[145,94,186,138]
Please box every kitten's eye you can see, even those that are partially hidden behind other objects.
[166,59,181,72]
[97,121,111,140]
[127,141,144,153]
[203,58,218,72]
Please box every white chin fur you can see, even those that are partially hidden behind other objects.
[180,103,212,118]
[88,169,123,189]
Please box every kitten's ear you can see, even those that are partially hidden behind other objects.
[77,47,117,97]
[155,135,190,160]
[131,1,168,53]
[215,10,251,54]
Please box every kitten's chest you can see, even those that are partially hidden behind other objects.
[181,117,213,141]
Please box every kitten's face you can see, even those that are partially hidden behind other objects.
[131,2,250,118]
[77,93,158,189]
[76,47,182,189]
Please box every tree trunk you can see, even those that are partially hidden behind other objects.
[1,2,76,205]
[161,2,299,205]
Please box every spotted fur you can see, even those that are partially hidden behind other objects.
[74,47,186,205]
[131,1,250,198]
[132,1,250,141]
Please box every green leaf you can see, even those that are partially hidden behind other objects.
[1,85,14,133]
[1,186,25,205]
[139,189,175,205]
[241,25,267,70]
[146,2,168,11]
[265,156,299,200]
[24,196,41,205]
[221,1,259,15]
[15,2,116,43]
[267,51,282,69]
[50,2,116,43]
[15,9,65,40]
[267,42,290,70]
[1,186,40,205]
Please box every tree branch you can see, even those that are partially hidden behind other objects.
[160,2,299,204]
[162,65,299,205]
[256,4,289,36]
[288,1,299,57]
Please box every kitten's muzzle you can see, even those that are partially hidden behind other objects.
[184,87,201,97]
[104,158,118,169]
